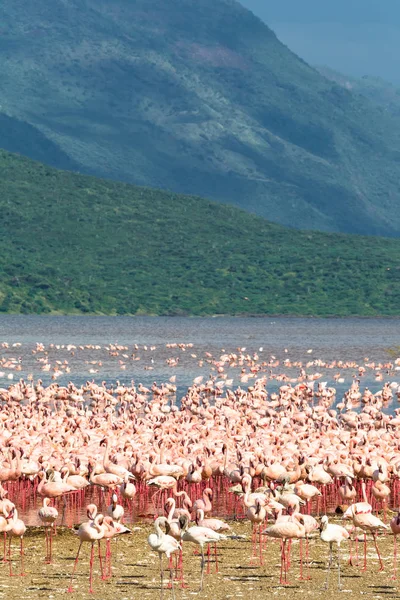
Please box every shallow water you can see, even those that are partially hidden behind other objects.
[0,315,399,389]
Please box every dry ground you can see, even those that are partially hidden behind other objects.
[0,521,399,600]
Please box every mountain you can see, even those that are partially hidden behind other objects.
[240,0,400,84]
[317,67,400,117]
[1,149,400,317]
[1,1,400,235]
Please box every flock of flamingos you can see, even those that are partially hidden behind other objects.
[0,340,400,594]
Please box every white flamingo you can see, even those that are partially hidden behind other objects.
[320,515,350,589]
[148,516,181,599]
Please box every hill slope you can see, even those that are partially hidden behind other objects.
[317,67,400,117]
[1,1,400,235]
[0,150,400,317]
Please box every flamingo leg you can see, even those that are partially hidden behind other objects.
[299,538,304,580]
[44,527,49,563]
[250,523,257,563]
[97,540,104,579]
[89,541,95,593]
[169,562,176,600]
[178,548,188,589]
[199,546,205,592]
[393,534,397,580]
[361,533,367,571]
[286,538,292,569]
[20,537,25,577]
[2,531,7,562]
[284,539,291,585]
[337,544,341,589]
[323,542,333,590]
[68,541,82,593]
[160,553,164,600]
[372,532,384,571]
[8,537,13,577]
[279,540,285,585]
[304,535,311,580]
[355,530,359,566]
[206,543,210,574]
[61,495,67,527]
[49,527,53,564]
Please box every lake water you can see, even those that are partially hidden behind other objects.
[0,315,399,394]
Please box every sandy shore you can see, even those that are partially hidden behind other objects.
[1,519,398,600]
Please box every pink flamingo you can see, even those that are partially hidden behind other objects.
[179,514,226,591]
[263,512,305,585]
[38,497,58,563]
[68,507,106,594]
[345,504,388,571]
[195,508,231,573]
[5,505,26,577]
[192,488,213,516]
[103,516,131,580]
[148,516,181,599]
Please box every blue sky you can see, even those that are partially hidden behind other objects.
[239,0,400,83]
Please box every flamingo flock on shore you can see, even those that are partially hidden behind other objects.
[0,343,399,592]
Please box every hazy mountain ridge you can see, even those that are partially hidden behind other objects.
[317,67,400,117]
[1,0,400,235]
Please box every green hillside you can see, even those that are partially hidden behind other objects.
[1,150,400,316]
[1,0,400,235]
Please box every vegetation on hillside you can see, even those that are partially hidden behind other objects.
[0,1,400,235]
[317,67,400,116]
[0,150,399,317]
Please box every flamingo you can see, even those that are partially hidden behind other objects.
[192,488,213,516]
[68,509,106,593]
[107,493,124,523]
[120,473,136,501]
[319,515,349,589]
[103,516,131,580]
[195,508,231,573]
[5,505,26,577]
[147,476,178,510]
[38,497,58,563]
[262,512,306,585]
[179,514,226,591]
[147,516,181,599]
[37,470,77,525]
[344,504,388,571]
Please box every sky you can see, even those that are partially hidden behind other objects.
[239,0,400,84]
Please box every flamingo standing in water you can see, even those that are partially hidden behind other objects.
[38,497,58,563]
[319,515,349,589]
[147,516,181,599]
[68,506,106,594]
